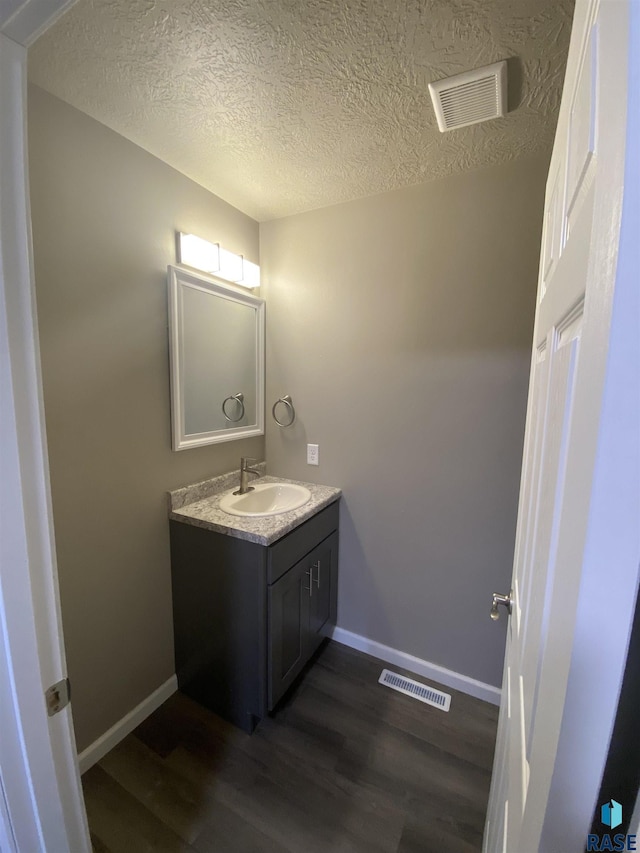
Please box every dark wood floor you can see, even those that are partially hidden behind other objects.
[83,642,498,853]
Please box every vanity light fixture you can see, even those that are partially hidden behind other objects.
[177,232,260,288]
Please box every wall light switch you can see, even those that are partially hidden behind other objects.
[307,444,319,466]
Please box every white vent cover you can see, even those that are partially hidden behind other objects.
[379,669,451,711]
[428,60,507,132]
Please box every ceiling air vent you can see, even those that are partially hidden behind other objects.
[428,60,507,132]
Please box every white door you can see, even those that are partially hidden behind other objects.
[484,0,639,850]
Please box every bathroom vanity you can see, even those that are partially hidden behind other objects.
[168,470,341,732]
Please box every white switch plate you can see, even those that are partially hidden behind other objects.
[307,443,319,466]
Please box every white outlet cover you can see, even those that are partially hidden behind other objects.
[307,444,319,465]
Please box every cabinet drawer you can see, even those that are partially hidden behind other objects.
[267,501,339,584]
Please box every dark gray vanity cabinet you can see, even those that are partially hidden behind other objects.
[169,500,339,733]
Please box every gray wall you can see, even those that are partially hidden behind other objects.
[28,85,263,751]
[261,155,548,687]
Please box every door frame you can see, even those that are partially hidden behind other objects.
[0,0,638,849]
[0,2,90,850]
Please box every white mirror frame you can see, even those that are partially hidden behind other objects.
[168,265,265,450]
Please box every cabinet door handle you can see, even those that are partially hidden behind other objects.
[305,568,313,597]
[312,560,321,588]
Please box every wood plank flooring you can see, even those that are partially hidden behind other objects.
[83,642,499,853]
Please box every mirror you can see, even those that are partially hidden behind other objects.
[168,265,265,450]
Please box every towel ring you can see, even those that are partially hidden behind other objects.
[222,392,245,423]
[272,395,296,427]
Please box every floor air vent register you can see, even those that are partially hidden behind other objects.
[379,669,451,711]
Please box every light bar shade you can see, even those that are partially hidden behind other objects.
[218,247,244,282]
[177,233,260,288]
[178,233,220,273]
[238,258,261,288]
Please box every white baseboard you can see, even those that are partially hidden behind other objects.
[77,675,178,774]
[331,627,501,706]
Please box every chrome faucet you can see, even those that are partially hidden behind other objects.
[234,457,261,495]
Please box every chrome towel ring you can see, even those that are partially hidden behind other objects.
[222,392,245,422]
[272,395,296,427]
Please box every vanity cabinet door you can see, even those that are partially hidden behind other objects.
[308,532,338,656]
[268,532,339,709]
[268,557,311,709]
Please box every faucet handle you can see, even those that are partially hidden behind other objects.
[241,456,258,469]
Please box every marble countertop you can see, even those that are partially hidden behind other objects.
[169,469,341,546]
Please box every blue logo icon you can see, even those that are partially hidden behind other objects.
[602,800,623,830]
[588,799,635,850]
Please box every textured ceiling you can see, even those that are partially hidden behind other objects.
[28,0,573,221]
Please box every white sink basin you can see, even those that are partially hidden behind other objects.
[219,482,312,517]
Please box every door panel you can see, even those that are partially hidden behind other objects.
[523,307,582,749]
[514,341,550,646]
[308,533,338,654]
[540,165,564,297]
[566,21,597,237]
[269,532,338,707]
[281,581,304,677]
[268,560,309,708]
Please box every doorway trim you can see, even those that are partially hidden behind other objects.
[0,2,90,850]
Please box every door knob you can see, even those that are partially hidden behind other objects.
[490,591,512,621]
